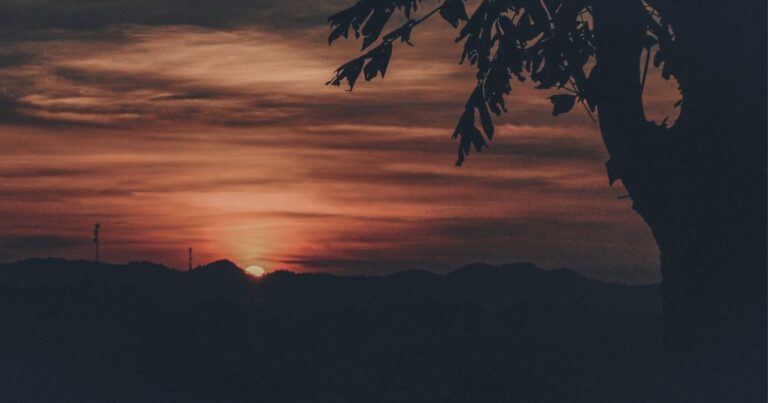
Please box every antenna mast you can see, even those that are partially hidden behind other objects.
[188,247,193,271]
[93,223,101,263]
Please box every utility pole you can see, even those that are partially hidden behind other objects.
[188,247,193,271]
[93,223,101,263]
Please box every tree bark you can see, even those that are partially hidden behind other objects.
[592,1,766,401]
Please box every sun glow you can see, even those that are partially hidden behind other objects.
[245,265,266,277]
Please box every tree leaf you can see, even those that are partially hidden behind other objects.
[328,2,372,45]
[439,0,468,28]
[326,57,365,90]
[383,20,416,45]
[362,6,396,49]
[363,43,393,81]
[453,107,486,166]
[548,94,576,116]
[472,87,494,140]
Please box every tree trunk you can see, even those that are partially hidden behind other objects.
[592,1,766,401]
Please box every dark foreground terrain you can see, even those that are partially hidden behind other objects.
[0,259,662,402]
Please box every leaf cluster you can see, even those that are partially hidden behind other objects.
[327,0,676,165]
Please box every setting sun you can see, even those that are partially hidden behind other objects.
[245,265,266,277]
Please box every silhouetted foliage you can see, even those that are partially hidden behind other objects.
[326,0,672,165]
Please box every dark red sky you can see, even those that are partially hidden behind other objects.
[0,1,681,283]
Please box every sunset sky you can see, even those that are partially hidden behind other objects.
[0,0,681,283]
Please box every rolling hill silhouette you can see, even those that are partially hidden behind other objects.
[0,259,662,402]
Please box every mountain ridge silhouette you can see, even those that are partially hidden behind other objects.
[0,257,660,314]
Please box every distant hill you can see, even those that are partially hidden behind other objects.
[0,258,257,306]
[0,258,663,402]
[262,262,660,314]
